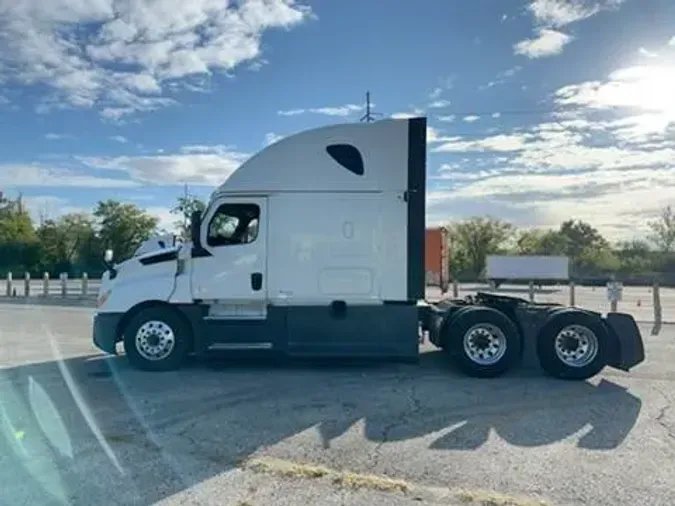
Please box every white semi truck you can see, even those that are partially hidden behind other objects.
[92,117,644,380]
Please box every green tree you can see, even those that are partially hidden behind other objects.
[36,213,99,275]
[648,205,675,252]
[615,240,653,274]
[171,194,206,240]
[94,200,159,261]
[515,229,568,255]
[0,194,39,275]
[558,220,608,258]
[449,217,514,277]
[0,194,36,244]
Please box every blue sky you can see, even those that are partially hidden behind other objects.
[1,0,675,240]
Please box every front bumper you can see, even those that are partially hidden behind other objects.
[93,312,124,355]
[604,312,645,371]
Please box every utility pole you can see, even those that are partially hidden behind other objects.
[360,91,382,123]
[183,182,188,233]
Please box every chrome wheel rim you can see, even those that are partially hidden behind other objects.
[135,320,175,361]
[462,323,507,365]
[554,324,598,368]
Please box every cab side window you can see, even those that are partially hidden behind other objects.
[207,203,260,247]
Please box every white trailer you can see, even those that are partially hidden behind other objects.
[486,255,569,288]
[92,117,644,380]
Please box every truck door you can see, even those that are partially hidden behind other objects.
[191,196,268,322]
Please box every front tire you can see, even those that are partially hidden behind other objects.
[444,307,521,378]
[123,306,191,371]
[537,311,607,380]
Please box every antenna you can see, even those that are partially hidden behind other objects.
[360,91,383,123]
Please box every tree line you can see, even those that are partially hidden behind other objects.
[0,193,197,278]
[447,207,675,285]
[1,191,674,284]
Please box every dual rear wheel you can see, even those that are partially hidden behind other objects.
[443,307,607,379]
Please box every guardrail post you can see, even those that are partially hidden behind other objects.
[6,272,12,297]
[569,281,575,306]
[452,279,459,298]
[610,299,618,313]
[24,272,30,297]
[43,272,49,296]
[528,281,535,302]
[653,281,662,325]
[61,273,68,298]
[82,272,88,296]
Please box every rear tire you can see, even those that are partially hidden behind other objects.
[123,306,191,371]
[536,311,607,380]
[443,307,521,378]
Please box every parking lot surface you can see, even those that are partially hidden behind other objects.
[1,304,674,505]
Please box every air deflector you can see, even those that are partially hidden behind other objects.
[326,144,364,176]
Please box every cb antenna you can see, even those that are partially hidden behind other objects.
[360,91,383,123]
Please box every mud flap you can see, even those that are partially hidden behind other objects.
[604,312,645,371]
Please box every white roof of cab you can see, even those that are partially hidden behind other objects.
[211,118,417,198]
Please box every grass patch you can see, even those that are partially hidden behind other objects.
[333,471,409,494]
[240,457,331,480]
[240,457,547,505]
[239,457,408,494]
[456,489,548,506]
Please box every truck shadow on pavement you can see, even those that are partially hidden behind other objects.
[0,351,642,506]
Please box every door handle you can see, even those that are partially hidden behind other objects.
[251,272,263,291]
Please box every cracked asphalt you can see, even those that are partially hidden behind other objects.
[1,303,674,506]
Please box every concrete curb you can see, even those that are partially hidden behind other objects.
[0,296,96,308]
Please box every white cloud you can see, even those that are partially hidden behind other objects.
[429,87,443,100]
[109,135,128,144]
[264,132,284,146]
[277,108,305,116]
[639,47,659,59]
[0,0,313,118]
[433,60,672,241]
[482,65,523,90]
[426,127,444,143]
[79,145,250,186]
[555,65,675,114]
[492,112,502,118]
[434,133,531,153]
[278,104,364,117]
[21,195,88,224]
[514,29,572,58]
[146,206,179,234]
[669,36,675,46]
[309,104,363,117]
[463,115,481,123]
[428,99,451,109]
[527,0,624,27]
[45,133,73,140]
[437,114,456,123]
[429,167,675,239]
[515,1,623,59]
[391,112,416,119]
[0,165,139,188]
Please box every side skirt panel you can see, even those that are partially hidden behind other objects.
[180,303,420,359]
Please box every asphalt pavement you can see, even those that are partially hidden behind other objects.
[0,304,674,506]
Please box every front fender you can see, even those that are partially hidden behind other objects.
[99,264,176,313]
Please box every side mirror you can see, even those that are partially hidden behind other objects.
[104,249,114,263]
[190,210,202,246]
